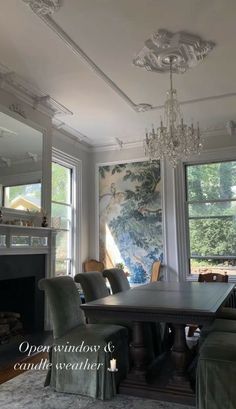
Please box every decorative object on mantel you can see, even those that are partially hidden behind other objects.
[9,103,26,119]
[134,30,215,166]
[41,210,48,227]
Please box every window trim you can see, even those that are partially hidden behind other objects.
[52,148,81,277]
[175,146,236,283]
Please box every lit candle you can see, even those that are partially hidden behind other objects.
[110,358,116,371]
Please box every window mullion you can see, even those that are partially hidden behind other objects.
[187,198,236,205]
[51,200,72,207]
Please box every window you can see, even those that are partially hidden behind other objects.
[185,161,236,276]
[51,161,74,276]
[3,183,41,211]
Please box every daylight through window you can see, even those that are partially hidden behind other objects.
[3,183,41,211]
[51,161,73,276]
[186,161,236,276]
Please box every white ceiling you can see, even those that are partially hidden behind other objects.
[0,0,236,147]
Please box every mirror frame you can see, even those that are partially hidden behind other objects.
[0,104,52,221]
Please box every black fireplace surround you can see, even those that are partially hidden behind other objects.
[0,254,45,333]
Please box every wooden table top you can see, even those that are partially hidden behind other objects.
[81,281,234,325]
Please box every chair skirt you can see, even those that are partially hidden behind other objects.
[49,324,129,400]
[197,331,236,409]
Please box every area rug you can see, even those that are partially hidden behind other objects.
[0,370,194,409]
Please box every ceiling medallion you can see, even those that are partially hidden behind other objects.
[22,0,60,16]
[133,29,215,73]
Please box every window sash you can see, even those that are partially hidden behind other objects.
[185,161,236,274]
[52,162,72,205]
[52,159,74,276]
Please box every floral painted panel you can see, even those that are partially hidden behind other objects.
[99,161,163,284]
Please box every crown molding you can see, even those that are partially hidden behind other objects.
[52,125,91,153]
[0,62,72,118]
[92,140,143,153]
[21,2,236,115]
[52,117,92,146]
[88,124,233,153]
[22,0,60,16]
[182,145,236,165]
[0,155,43,168]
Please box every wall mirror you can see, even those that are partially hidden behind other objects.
[0,111,43,213]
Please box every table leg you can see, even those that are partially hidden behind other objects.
[170,324,192,387]
[120,321,195,404]
[130,321,148,375]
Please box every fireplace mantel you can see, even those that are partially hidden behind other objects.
[0,224,56,255]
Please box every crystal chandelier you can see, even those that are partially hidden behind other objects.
[144,56,202,167]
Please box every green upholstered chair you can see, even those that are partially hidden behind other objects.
[198,273,236,322]
[200,318,236,346]
[198,273,236,320]
[188,273,236,337]
[74,271,109,302]
[197,331,236,409]
[74,272,132,333]
[102,268,130,294]
[217,305,236,320]
[39,276,129,399]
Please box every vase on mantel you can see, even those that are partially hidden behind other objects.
[41,216,48,228]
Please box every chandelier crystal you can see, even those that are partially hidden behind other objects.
[144,57,202,167]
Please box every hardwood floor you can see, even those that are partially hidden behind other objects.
[0,352,48,385]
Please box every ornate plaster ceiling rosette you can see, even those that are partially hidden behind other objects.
[22,0,60,15]
[133,29,215,73]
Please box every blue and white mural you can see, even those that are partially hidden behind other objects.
[99,161,163,284]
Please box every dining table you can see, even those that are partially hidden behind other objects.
[81,281,234,405]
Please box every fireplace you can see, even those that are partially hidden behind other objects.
[0,254,45,337]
